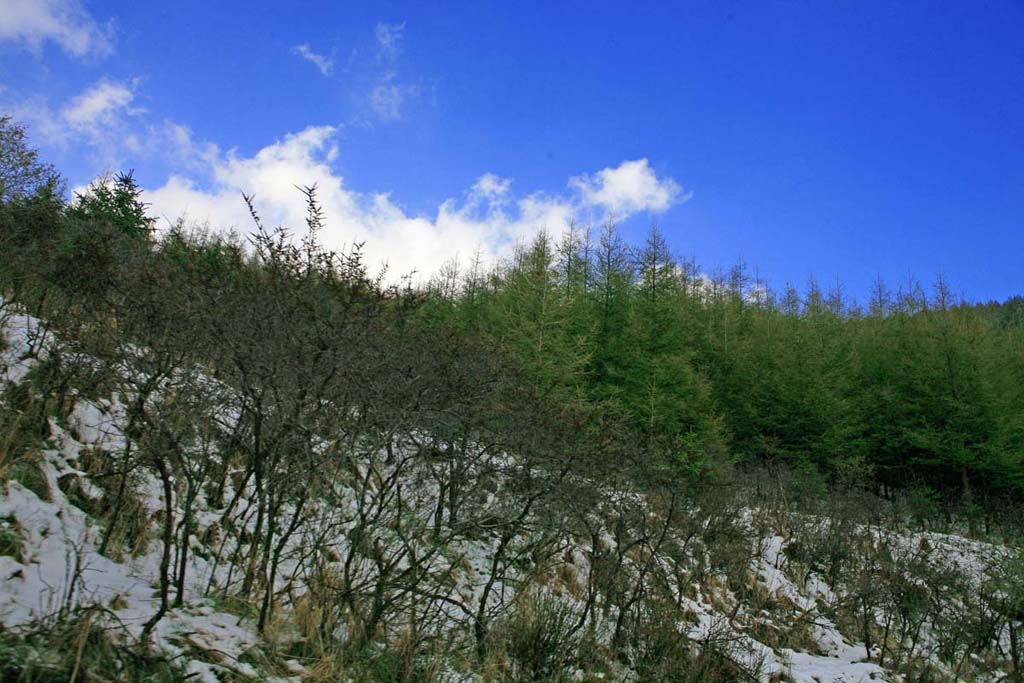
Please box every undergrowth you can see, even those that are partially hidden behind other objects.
[0,607,181,682]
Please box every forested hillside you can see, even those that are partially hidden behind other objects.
[1,115,1023,682]
[423,224,1024,517]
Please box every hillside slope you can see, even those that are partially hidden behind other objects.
[0,305,1019,682]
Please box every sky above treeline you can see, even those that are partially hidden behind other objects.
[2,1,1022,303]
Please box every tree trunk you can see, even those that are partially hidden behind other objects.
[142,459,174,643]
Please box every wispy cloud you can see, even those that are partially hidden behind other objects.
[0,0,114,58]
[3,77,220,175]
[370,82,415,121]
[62,78,139,134]
[290,22,420,123]
[358,21,419,122]
[374,21,405,62]
[292,43,334,76]
[6,78,139,148]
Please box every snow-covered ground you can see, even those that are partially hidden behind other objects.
[0,305,1015,682]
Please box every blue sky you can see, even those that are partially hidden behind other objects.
[1,1,1022,302]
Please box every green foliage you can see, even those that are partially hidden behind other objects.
[985,550,1024,623]
[70,171,155,239]
[8,460,49,501]
[493,592,581,682]
[0,114,1022,682]
[429,222,1024,503]
[626,599,750,683]
[0,115,64,203]
[427,224,729,482]
[0,514,24,562]
[2,113,1022,522]
[0,608,182,682]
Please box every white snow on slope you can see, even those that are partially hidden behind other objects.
[0,304,1014,682]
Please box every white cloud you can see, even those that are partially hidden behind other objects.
[3,79,222,178]
[0,0,113,58]
[5,77,139,150]
[62,79,138,134]
[293,43,333,76]
[472,173,512,200]
[143,126,686,280]
[570,158,688,215]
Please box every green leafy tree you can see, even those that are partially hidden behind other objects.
[623,227,724,475]
[71,171,155,238]
[0,115,64,203]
